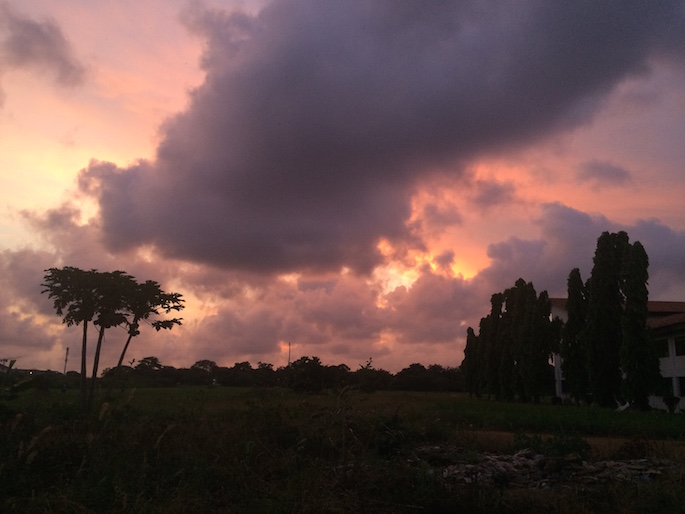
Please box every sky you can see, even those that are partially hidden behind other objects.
[1,0,685,374]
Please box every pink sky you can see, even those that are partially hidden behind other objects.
[1,1,684,374]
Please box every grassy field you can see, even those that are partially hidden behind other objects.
[2,386,685,513]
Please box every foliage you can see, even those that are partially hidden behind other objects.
[462,280,560,402]
[560,268,589,403]
[583,231,629,407]
[567,232,661,408]
[42,267,184,410]
[620,241,660,410]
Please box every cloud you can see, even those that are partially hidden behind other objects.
[470,179,518,210]
[76,1,685,275]
[7,193,685,372]
[0,1,86,104]
[577,159,633,187]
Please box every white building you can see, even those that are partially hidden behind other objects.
[550,298,685,410]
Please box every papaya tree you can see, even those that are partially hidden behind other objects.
[43,267,184,410]
[42,267,100,407]
[105,279,184,396]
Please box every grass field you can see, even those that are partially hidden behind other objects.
[2,386,685,513]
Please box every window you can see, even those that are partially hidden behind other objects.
[655,339,670,358]
[676,336,685,356]
[679,377,685,397]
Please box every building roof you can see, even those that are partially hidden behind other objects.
[648,312,685,331]
[549,297,685,331]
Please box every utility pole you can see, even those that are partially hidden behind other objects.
[63,347,69,374]
[288,342,291,367]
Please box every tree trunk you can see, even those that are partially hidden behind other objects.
[88,325,106,412]
[104,328,136,400]
[80,321,88,409]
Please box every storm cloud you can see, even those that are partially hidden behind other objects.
[78,0,685,275]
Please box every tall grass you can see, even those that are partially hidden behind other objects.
[1,387,684,513]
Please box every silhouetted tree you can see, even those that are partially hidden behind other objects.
[620,241,660,409]
[583,231,629,407]
[354,359,392,392]
[112,279,184,380]
[480,293,504,398]
[466,280,560,402]
[88,271,133,410]
[43,267,184,407]
[191,359,218,374]
[560,268,590,403]
[461,327,480,396]
[287,356,325,392]
[42,267,99,407]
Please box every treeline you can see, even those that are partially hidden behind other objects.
[462,231,662,409]
[11,357,464,394]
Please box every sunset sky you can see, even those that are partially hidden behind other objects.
[1,0,684,374]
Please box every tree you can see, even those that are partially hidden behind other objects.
[465,279,560,402]
[43,267,184,410]
[461,327,480,396]
[560,268,590,403]
[620,241,660,410]
[42,267,100,407]
[135,356,163,371]
[88,270,133,410]
[191,359,218,374]
[106,279,184,396]
[286,356,325,392]
[480,293,504,399]
[582,231,628,407]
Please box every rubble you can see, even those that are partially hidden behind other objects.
[413,445,683,490]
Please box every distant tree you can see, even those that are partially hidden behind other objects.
[135,356,163,372]
[620,241,661,410]
[393,363,430,391]
[254,361,277,387]
[323,363,351,390]
[191,359,218,374]
[560,268,590,403]
[354,358,392,392]
[287,356,325,392]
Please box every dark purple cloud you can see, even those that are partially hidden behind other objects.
[76,0,685,275]
[470,179,518,210]
[0,2,86,104]
[577,159,633,187]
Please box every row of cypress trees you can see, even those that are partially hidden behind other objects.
[462,231,660,409]
[561,231,659,409]
[461,278,562,402]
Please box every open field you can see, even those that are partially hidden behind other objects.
[2,387,685,513]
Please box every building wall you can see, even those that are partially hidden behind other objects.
[551,301,685,411]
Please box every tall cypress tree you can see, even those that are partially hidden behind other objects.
[481,293,504,399]
[621,241,660,410]
[561,268,589,403]
[461,326,480,396]
[583,231,628,407]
